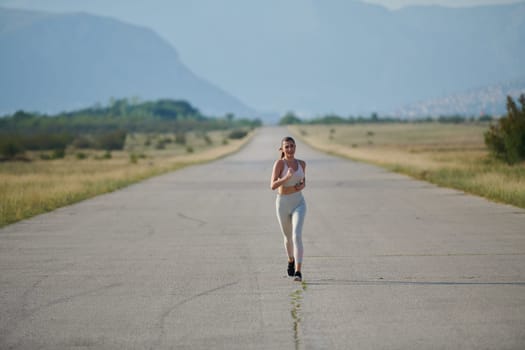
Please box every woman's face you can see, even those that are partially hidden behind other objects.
[282,141,296,158]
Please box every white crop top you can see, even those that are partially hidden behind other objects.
[280,159,305,187]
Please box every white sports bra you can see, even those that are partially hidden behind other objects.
[281,159,305,187]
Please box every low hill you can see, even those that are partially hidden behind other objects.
[394,78,525,118]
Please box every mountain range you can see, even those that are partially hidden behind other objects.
[0,7,256,117]
[0,2,524,120]
[146,0,525,116]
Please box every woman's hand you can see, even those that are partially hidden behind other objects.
[294,179,305,191]
[285,167,294,180]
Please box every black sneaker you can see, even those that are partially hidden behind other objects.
[287,260,295,277]
[294,271,302,282]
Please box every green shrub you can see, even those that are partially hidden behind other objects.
[95,151,112,160]
[484,94,525,165]
[76,152,88,160]
[39,148,65,160]
[155,140,166,149]
[72,135,93,149]
[52,148,65,159]
[228,129,247,139]
[0,138,24,159]
[175,132,186,145]
[129,152,146,163]
[96,130,127,150]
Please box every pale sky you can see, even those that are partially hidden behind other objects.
[1,0,524,12]
[363,0,523,8]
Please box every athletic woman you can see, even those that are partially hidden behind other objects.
[270,136,307,282]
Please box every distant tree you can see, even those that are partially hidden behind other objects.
[478,114,493,122]
[130,96,141,105]
[308,114,346,124]
[484,94,525,164]
[279,111,302,125]
[226,113,235,123]
[111,98,129,116]
[13,110,34,121]
[438,115,466,124]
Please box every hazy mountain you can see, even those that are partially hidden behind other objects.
[129,0,525,116]
[394,78,525,118]
[1,2,524,119]
[0,7,256,117]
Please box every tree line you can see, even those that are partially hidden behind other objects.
[278,111,494,126]
[0,98,261,160]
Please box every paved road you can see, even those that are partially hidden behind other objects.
[1,127,525,349]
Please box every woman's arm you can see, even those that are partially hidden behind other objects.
[294,160,306,190]
[270,160,292,190]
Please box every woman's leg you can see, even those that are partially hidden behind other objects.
[291,199,306,271]
[276,197,294,260]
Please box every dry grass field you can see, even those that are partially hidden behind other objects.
[0,130,253,227]
[290,123,525,209]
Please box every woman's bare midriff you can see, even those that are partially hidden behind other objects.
[279,186,301,195]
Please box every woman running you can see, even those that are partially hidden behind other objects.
[270,136,307,282]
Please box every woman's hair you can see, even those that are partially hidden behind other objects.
[279,136,296,159]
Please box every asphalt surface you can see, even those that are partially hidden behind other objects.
[1,126,525,349]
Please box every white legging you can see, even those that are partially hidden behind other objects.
[276,192,306,263]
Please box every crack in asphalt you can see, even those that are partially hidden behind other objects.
[153,280,239,349]
[2,282,123,348]
[177,213,207,226]
[25,282,124,317]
